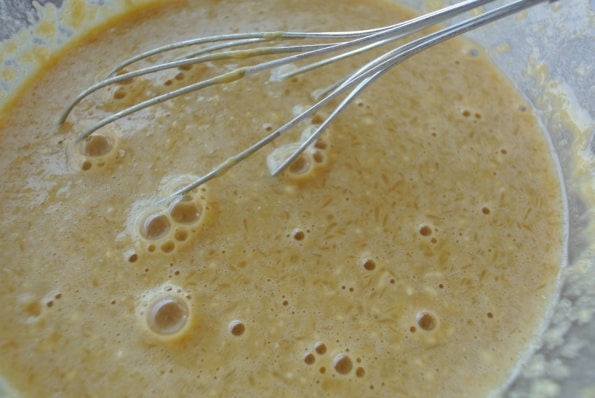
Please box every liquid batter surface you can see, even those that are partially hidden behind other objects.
[0,0,564,397]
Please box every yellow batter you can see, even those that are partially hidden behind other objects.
[0,0,564,396]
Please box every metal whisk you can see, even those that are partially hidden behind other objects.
[60,0,551,201]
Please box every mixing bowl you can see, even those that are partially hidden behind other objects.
[0,0,593,396]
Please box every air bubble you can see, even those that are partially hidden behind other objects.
[73,129,120,172]
[174,229,188,242]
[311,113,325,124]
[21,297,42,317]
[140,213,171,240]
[170,200,201,224]
[113,88,127,99]
[293,230,305,241]
[312,151,325,164]
[147,296,189,337]
[229,320,245,336]
[129,176,210,256]
[314,342,327,355]
[304,353,316,365]
[333,354,353,375]
[81,134,115,157]
[416,311,437,331]
[160,241,175,253]
[314,139,328,150]
[419,225,432,236]
[362,258,376,271]
[289,154,312,175]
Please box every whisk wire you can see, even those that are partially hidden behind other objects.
[61,0,496,130]
[104,0,495,78]
[193,0,550,187]
[315,0,548,101]
[62,0,553,202]
[62,43,329,132]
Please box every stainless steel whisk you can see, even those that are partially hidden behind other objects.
[60,0,552,201]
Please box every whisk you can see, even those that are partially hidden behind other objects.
[60,0,552,201]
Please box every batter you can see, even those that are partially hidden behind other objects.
[0,0,564,396]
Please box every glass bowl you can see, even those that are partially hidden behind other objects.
[1,0,593,396]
